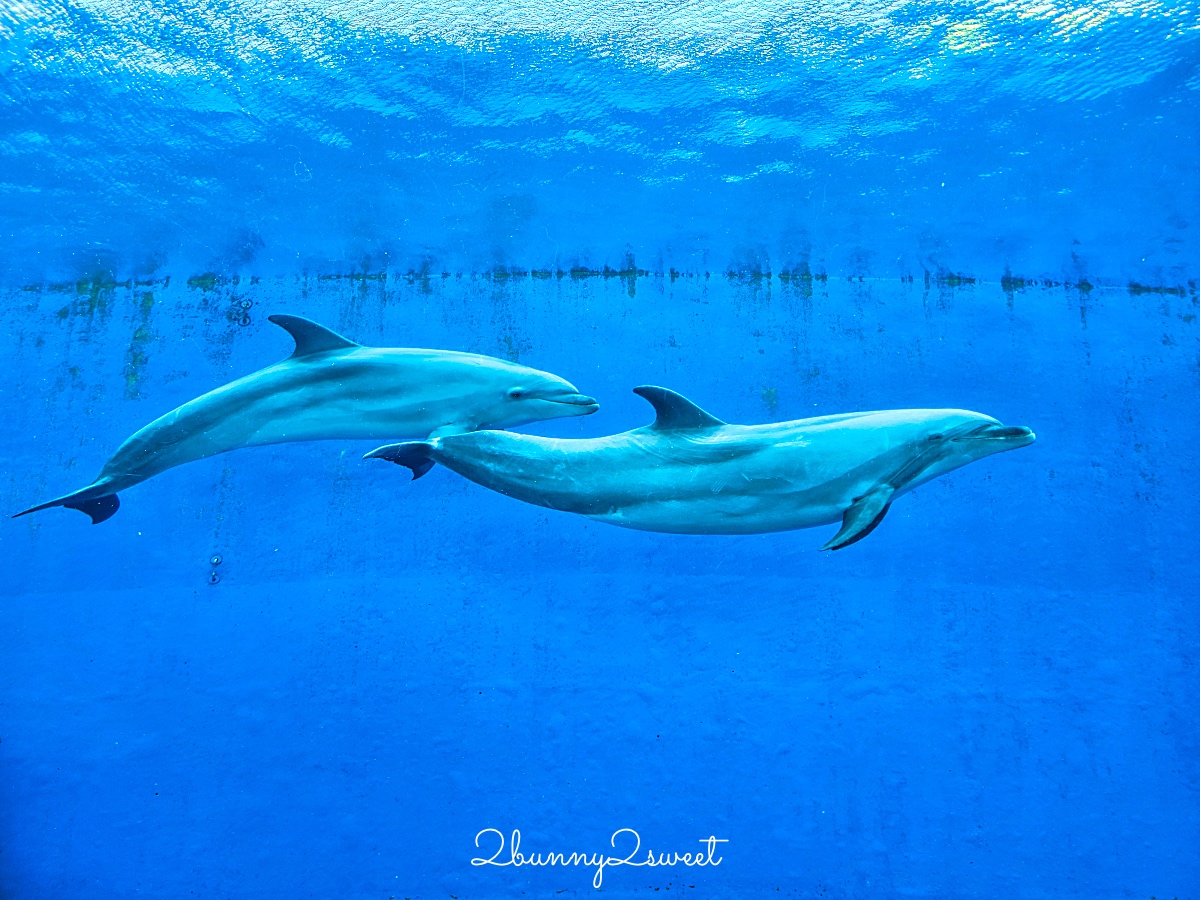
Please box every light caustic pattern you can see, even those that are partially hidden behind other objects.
[1,0,1197,287]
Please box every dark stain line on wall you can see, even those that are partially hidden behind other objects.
[23,272,1197,302]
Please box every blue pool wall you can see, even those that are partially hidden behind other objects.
[1,273,1197,897]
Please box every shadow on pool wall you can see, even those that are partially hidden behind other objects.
[1,272,1197,897]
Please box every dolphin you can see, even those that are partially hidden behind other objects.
[365,385,1035,550]
[14,315,598,523]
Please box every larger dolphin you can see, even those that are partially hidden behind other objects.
[366,386,1035,550]
[15,315,598,523]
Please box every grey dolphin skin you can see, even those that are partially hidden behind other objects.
[14,315,598,523]
[366,386,1035,550]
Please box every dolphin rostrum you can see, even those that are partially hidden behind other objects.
[15,315,598,523]
[365,385,1035,550]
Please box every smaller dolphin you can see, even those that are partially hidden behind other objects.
[15,315,597,523]
[365,386,1035,550]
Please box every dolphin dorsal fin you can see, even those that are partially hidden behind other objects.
[633,385,725,431]
[268,314,359,358]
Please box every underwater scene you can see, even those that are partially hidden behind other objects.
[1,0,1198,897]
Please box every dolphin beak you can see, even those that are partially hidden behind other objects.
[548,392,600,413]
[954,424,1036,446]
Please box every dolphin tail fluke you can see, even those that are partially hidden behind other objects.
[364,442,436,480]
[13,487,121,524]
[821,486,894,551]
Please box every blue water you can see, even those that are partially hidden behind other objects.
[2,1,1198,897]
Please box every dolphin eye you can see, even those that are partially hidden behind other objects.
[507,388,525,399]
[928,433,944,442]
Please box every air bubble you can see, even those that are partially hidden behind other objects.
[208,571,221,585]
[210,554,222,566]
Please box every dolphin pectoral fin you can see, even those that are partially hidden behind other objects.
[364,442,436,480]
[633,386,725,431]
[13,490,121,524]
[820,487,895,551]
[268,314,360,358]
